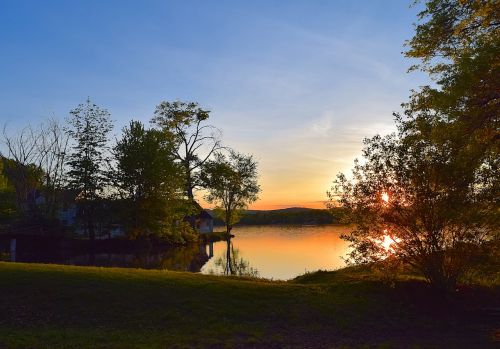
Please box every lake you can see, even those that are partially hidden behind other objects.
[202,225,351,280]
[1,225,352,280]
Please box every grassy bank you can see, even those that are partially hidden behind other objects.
[0,262,498,348]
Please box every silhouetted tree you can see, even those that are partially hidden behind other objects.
[403,0,499,198]
[151,101,222,201]
[66,99,113,241]
[406,0,499,137]
[113,121,193,241]
[330,119,496,291]
[331,0,499,292]
[1,125,43,220]
[0,158,20,224]
[200,150,260,235]
[1,119,68,223]
[35,119,69,220]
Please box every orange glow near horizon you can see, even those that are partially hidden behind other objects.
[197,192,329,210]
[248,200,328,210]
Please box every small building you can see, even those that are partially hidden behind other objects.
[33,189,79,227]
[57,190,79,227]
[184,202,214,234]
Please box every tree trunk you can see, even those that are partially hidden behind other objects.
[186,180,194,201]
[226,237,233,275]
[87,201,95,243]
[225,208,232,234]
[422,252,455,294]
[185,163,194,201]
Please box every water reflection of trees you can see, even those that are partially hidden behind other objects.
[130,243,208,272]
[26,242,210,272]
[212,238,258,277]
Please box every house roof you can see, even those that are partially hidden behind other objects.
[186,201,213,220]
[197,210,213,220]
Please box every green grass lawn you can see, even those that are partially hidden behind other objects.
[0,262,498,348]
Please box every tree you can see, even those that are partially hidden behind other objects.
[201,150,260,276]
[0,159,19,224]
[329,117,497,291]
[330,0,499,292]
[65,99,113,241]
[0,119,68,224]
[200,151,260,235]
[34,119,69,220]
[1,124,44,220]
[404,0,499,184]
[151,101,222,201]
[113,120,192,241]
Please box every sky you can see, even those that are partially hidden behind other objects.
[0,0,429,210]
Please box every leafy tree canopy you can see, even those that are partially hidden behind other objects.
[201,151,260,233]
[331,0,499,291]
[65,98,114,240]
[330,117,497,290]
[405,0,499,143]
[113,120,193,241]
[151,100,222,200]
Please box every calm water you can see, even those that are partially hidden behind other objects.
[2,225,352,280]
[202,225,351,280]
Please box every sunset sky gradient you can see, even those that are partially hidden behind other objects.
[0,0,429,209]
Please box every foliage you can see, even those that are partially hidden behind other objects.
[0,125,43,221]
[404,0,499,195]
[65,99,114,240]
[406,0,500,284]
[113,121,195,241]
[0,99,257,244]
[151,100,222,200]
[0,157,43,221]
[0,120,67,223]
[0,159,17,224]
[233,208,337,226]
[330,0,499,292]
[200,150,260,233]
[330,118,497,291]
[34,119,70,220]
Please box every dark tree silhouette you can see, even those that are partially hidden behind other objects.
[151,101,222,201]
[66,99,113,242]
[200,150,260,235]
[113,121,191,241]
[331,0,499,292]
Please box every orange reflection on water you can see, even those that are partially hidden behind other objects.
[201,225,352,280]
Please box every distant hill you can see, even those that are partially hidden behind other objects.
[210,207,343,226]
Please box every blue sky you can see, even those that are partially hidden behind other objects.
[0,0,428,209]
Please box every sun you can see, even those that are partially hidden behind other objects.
[379,230,400,253]
[381,192,389,203]
[381,235,395,250]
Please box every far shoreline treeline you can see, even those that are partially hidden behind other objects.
[212,207,342,226]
